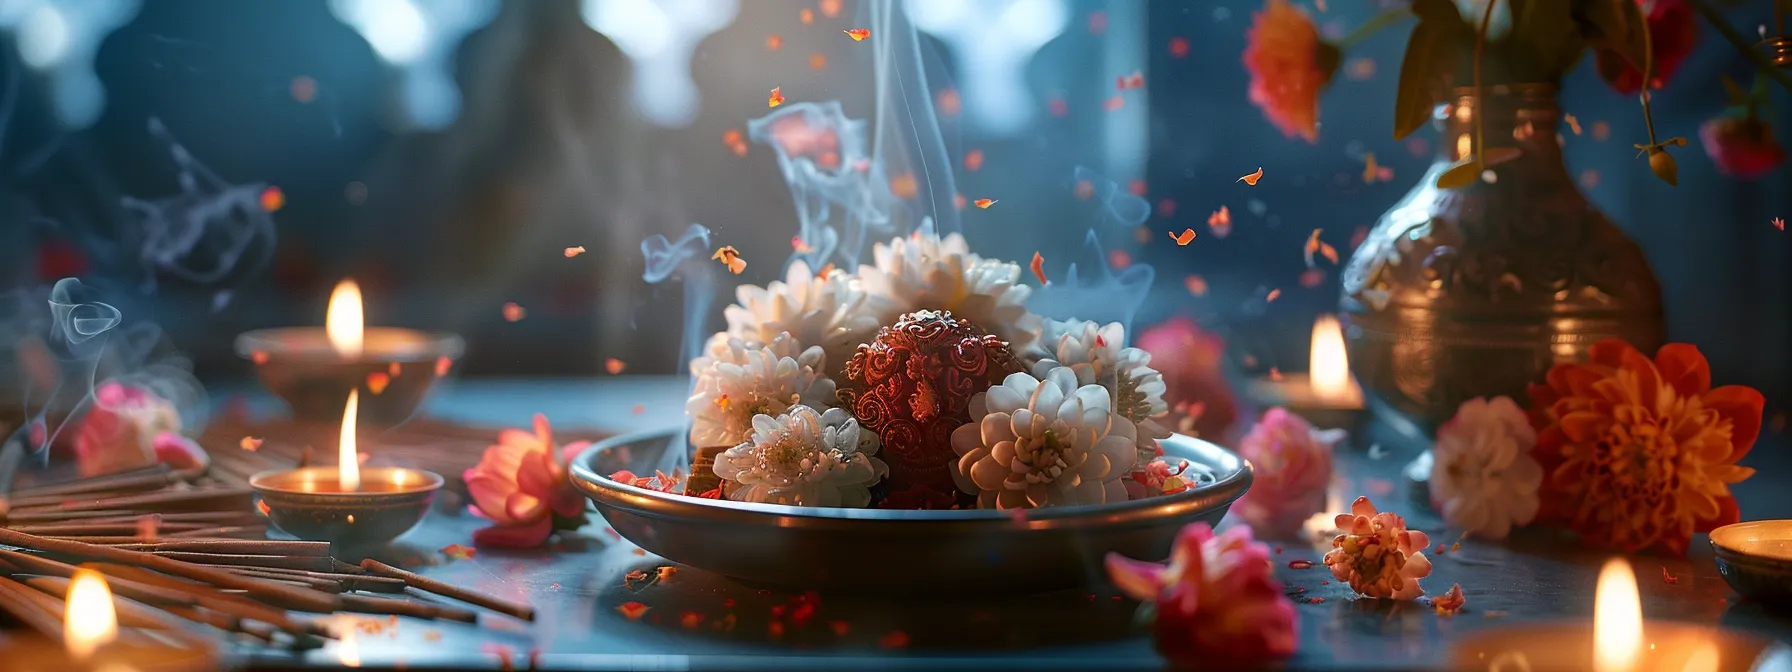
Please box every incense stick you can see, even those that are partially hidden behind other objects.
[360,559,536,621]
[0,547,201,607]
[151,552,335,572]
[0,528,341,613]
[0,574,65,638]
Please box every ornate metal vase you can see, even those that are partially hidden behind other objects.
[1340,84,1664,434]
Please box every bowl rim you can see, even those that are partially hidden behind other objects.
[248,466,446,497]
[1709,520,1792,561]
[234,327,466,362]
[569,427,1253,527]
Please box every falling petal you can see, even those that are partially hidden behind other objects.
[388,361,400,376]
[1170,228,1197,246]
[844,28,870,41]
[974,198,997,209]
[1266,288,1281,302]
[1773,217,1784,231]
[260,186,286,212]
[937,89,962,116]
[768,87,784,108]
[1073,180,1095,200]
[1237,167,1264,185]
[799,8,813,24]
[766,34,783,51]
[1108,250,1132,270]
[711,246,747,274]
[631,403,645,415]
[1269,367,1284,381]
[1030,252,1047,285]
[964,149,984,172]
[1169,37,1189,58]
[1184,275,1208,296]
[441,544,476,560]
[1207,206,1232,238]
[240,437,263,451]
[953,193,967,210]
[1565,114,1582,136]
[564,246,586,258]
[436,356,453,376]
[617,602,650,620]
[1048,97,1069,117]
[251,350,270,365]
[366,372,390,395]
[820,0,841,17]
[606,358,627,375]
[809,53,828,71]
[502,303,526,322]
[1346,57,1375,80]
[1116,71,1145,90]
[1299,268,1326,288]
[1157,199,1178,217]
[1103,95,1125,112]
[890,174,919,199]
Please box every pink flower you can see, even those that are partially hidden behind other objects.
[1432,583,1465,615]
[463,414,590,548]
[74,382,207,478]
[1322,496,1432,599]
[1105,522,1299,666]
[1136,318,1240,440]
[1699,111,1786,180]
[1124,458,1197,500]
[1595,0,1697,95]
[1228,408,1342,538]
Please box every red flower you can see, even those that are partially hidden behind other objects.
[1242,0,1340,143]
[1596,0,1697,94]
[464,414,590,548]
[1136,318,1240,440]
[1527,340,1762,555]
[1106,523,1298,666]
[1699,110,1786,180]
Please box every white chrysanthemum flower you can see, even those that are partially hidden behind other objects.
[687,333,836,448]
[713,405,888,507]
[856,232,1041,352]
[724,260,879,381]
[949,367,1138,509]
[1428,396,1543,539]
[1031,320,1171,467]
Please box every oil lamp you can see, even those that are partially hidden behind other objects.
[1243,314,1368,431]
[236,278,463,428]
[2,568,220,671]
[1450,559,1790,671]
[249,388,443,548]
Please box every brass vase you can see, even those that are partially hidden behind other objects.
[1339,83,1664,436]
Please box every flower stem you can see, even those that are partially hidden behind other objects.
[1688,0,1792,95]
[1336,8,1412,50]
[1640,2,1660,147]
[1472,0,1496,165]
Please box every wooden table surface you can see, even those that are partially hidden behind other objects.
[222,377,1792,671]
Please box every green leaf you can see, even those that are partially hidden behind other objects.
[1436,160,1483,189]
[1515,0,1581,77]
[1393,16,1460,139]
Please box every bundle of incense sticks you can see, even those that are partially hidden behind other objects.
[1,463,269,540]
[0,528,537,650]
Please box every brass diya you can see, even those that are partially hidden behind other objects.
[250,466,443,547]
[571,429,1253,594]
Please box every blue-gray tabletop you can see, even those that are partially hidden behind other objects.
[232,377,1792,671]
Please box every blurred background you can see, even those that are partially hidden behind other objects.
[0,0,1786,411]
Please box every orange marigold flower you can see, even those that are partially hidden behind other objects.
[1527,339,1763,555]
[1242,0,1340,143]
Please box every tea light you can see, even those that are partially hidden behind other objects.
[250,389,443,548]
[1,569,220,672]
[1243,315,1367,431]
[236,278,463,427]
[1450,559,1791,671]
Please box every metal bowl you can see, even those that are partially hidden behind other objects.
[570,428,1252,594]
[1710,520,1792,609]
[236,327,463,429]
[249,466,444,548]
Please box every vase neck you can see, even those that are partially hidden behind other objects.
[1434,83,1563,165]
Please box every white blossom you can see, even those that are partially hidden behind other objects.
[856,232,1041,352]
[949,367,1138,508]
[687,333,835,448]
[1429,396,1543,539]
[714,405,887,507]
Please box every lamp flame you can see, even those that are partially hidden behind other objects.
[1594,558,1643,672]
[336,628,361,667]
[340,389,360,492]
[1310,315,1353,400]
[327,279,364,358]
[64,568,118,661]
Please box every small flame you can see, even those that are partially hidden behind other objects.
[1594,558,1643,672]
[1302,485,1346,542]
[337,628,361,667]
[64,568,118,661]
[327,279,364,358]
[1310,315,1353,400]
[340,389,360,492]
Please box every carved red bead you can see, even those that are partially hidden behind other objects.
[840,310,1024,504]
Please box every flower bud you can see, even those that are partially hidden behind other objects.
[1648,147,1679,186]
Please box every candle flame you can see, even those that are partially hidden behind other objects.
[1310,315,1352,399]
[1301,483,1346,544]
[1594,558,1643,672]
[327,279,364,358]
[64,568,118,661]
[337,628,361,667]
[340,389,360,492]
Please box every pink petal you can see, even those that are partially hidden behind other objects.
[1105,553,1167,601]
[152,432,209,470]
[1349,496,1376,518]
[548,486,587,518]
[505,492,547,523]
[516,451,561,498]
[532,414,553,450]
[462,473,517,524]
[472,517,553,548]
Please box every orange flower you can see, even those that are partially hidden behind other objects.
[1527,339,1763,555]
[1242,0,1340,143]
